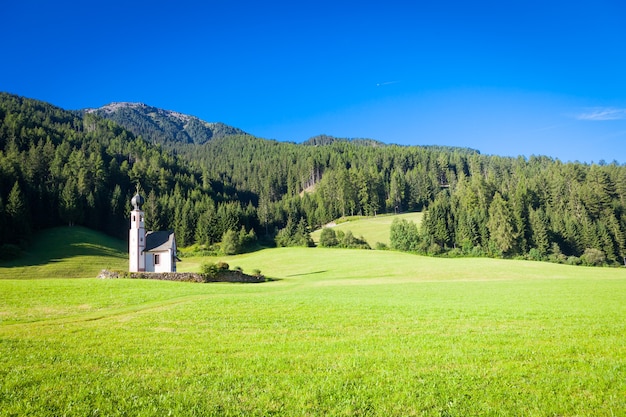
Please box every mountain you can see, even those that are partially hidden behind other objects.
[86,104,388,149]
[83,102,247,146]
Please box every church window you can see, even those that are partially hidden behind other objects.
[154,254,160,265]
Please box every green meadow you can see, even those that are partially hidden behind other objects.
[1,226,625,416]
[0,226,127,279]
[310,212,423,246]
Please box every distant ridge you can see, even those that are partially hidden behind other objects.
[302,134,386,147]
[301,134,479,154]
[83,102,247,146]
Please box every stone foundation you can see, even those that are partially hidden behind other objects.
[98,269,265,283]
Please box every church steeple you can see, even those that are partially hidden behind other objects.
[131,192,145,210]
[129,188,146,272]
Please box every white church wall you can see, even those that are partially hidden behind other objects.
[152,250,173,273]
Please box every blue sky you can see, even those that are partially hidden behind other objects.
[2,0,626,163]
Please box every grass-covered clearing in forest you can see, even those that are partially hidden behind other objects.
[1,241,625,416]
[311,212,423,246]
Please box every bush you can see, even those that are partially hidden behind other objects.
[319,228,338,247]
[221,227,258,255]
[275,218,314,247]
[566,256,582,266]
[446,248,463,258]
[319,228,370,249]
[390,218,421,252]
[548,242,567,264]
[527,248,545,262]
[375,242,388,250]
[200,262,220,278]
[460,239,474,255]
[339,231,371,249]
[470,245,486,257]
[251,269,262,277]
[581,248,606,266]
[427,242,443,256]
[216,261,229,270]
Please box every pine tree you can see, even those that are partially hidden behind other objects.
[487,192,516,255]
[144,190,162,232]
[387,169,406,213]
[0,195,4,245]
[195,198,217,246]
[59,177,82,227]
[421,193,454,248]
[6,181,30,244]
[221,229,240,255]
[528,206,549,256]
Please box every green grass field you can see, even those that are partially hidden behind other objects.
[1,226,626,415]
[0,226,127,279]
[310,212,423,246]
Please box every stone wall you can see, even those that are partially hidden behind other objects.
[98,269,265,283]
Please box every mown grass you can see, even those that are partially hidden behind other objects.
[310,212,423,246]
[1,241,625,416]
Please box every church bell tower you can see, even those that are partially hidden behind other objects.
[129,192,146,272]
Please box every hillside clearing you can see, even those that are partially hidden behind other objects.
[310,212,423,246]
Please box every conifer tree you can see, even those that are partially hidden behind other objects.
[6,181,30,244]
[528,206,549,257]
[487,192,516,255]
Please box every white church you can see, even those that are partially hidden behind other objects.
[129,192,179,272]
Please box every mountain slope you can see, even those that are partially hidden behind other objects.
[83,102,247,146]
[0,226,127,278]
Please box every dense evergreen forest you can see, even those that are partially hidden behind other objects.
[1,92,626,266]
[0,93,258,256]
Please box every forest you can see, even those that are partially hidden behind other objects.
[1,92,626,266]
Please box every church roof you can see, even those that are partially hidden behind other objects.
[145,230,176,252]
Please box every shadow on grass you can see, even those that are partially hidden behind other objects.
[0,226,126,269]
[285,270,328,277]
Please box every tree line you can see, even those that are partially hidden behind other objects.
[172,131,626,267]
[2,92,626,266]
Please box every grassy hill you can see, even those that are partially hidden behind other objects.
[310,212,423,247]
[1,247,625,415]
[0,226,127,279]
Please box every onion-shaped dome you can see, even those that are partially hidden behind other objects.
[131,193,145,210]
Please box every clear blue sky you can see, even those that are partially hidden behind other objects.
[2,0,626,163]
